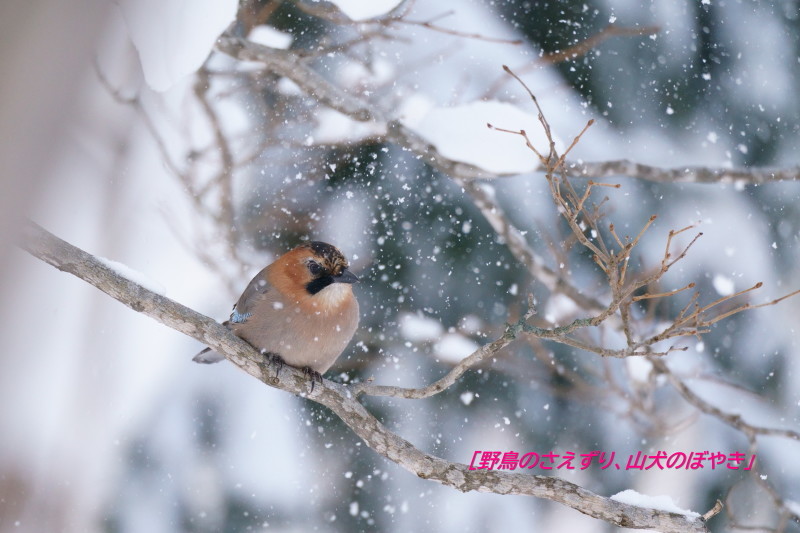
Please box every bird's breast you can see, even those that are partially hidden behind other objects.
[309,282,353,310]
[232,289,358,373]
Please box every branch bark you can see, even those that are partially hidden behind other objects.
[560,159,800,185]
[20,219,710,533]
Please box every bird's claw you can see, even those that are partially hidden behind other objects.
[260,350,285,378]
[302,367,323,393]
[259,350,322,392]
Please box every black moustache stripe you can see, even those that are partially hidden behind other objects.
[306,276,334,295]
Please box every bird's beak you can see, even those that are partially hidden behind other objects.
[333,268,359,284]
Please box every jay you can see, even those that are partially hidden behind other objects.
[193,241,359,383]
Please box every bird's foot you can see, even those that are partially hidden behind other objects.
[302,367,323,393]
[260,350,285,378]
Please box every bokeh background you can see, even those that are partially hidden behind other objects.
[2,0,799,531]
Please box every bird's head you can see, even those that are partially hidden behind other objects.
[270,241,359,308]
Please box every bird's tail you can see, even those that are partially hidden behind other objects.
[192,347,226,364]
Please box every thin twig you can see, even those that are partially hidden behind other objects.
[484,24,660,97]
[649,358,800,441]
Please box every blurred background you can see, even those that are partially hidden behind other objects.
[1,0,799,531]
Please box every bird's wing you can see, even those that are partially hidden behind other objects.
[230,266,272,323]
[193,267,273,364]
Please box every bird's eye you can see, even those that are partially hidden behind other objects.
[307,261,323,276]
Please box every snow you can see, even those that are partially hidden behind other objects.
[459,391,475,406]
[626,357,653,383]
[338,59,395,87]
[610,490,700,519]
[97,256,167,296]
[327,0,403,21]
[786,500,800,516]
[396,94,435,127]
[712,274,735,296]
[458,315,485,336]
[410,101,561,175]
[544,293,580,324]
[434,333,480,364]
[399,313,444,342]
[277,77,303,96]
[119,0,237,92]
[248,25,293,50]
[313,109,386,144]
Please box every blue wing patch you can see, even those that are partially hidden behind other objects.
[230,307,253,323]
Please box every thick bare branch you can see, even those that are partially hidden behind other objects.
[19,220,709,533]
[561,159,800,185]
[215,36,379,122]
[410,154,800,185]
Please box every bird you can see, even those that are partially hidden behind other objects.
[193,241,360,385]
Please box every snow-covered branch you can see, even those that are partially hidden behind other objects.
[211,34,799,341]
[20,220,712,532]
[216,35,798,187]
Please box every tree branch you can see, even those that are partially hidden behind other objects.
[19,220,710,533]
[649,358,800,442]
[560,159,800,185]
[215,36,378,122]
[218,37,800,186]
[352,333,517,399]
